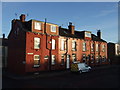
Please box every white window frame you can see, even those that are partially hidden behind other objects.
[34,22,41,30]
[34,37,40,49]
[96,44,98,52]
[96,56,99,63]
[102,45,105,52]
[61,54,65,65]
[51,25,56,32]
[85,32,91,38]
[51,55,56,65]
[83,42,86,51]
[52,39,56,50]
[61,39,66,51]
[72,40,76,51]
[34,55,40,67]
[91,43,94,52]
[72,54,76,62]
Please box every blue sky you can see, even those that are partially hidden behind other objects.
[2,2,118,43]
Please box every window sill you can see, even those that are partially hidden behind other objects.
[61,64,64,65]
[33,65,40,68]
[60,50,67,51]
[72,50,77,51]
[51,64,55,65]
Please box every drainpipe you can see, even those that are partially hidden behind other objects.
[49,35,52,71]
[98,42,100,66]
[44,18,52,71]
[93,41,95,67]
[89,41,91,66]
[66,38,68,54]
[65,38,68,68]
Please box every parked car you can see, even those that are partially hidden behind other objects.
[71,62,91,73]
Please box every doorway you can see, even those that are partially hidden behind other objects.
[66,55,70,69]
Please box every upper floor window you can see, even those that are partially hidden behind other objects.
[34,37,40,49]
[91,43,94,52]
[72,40,77,51]
[51,55,56,65]
[85,32,91,38]
[61,39,66,51]
[52,39,56,50]
[102,44,105,52]
[34,22,41,30]
[51,25,56,32]
[34,55,40,67]
[83,42,86,51]
[96,44,98,52]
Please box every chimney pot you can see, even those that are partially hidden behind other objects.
[3,34,5,39]
[69,22,72,26]
[97,30,101,39]
[20,14,26,22]
[68,22,75,34]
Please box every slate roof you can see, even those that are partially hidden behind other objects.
[59,27,107,42]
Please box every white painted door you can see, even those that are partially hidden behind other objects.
[66,55,70,69]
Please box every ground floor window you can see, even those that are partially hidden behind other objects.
[72,54,76,62]
[82,54,86,63]
[34,55,40,67]
[61,54,65,65]
[52,55,56,65]
[91,55,94,64]
[102,56,106,62]
[96,56,99,63]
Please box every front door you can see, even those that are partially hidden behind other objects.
[66,55,70,69]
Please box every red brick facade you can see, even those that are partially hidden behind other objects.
[8,14,109,74]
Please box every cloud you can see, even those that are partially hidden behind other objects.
[78,18,118,43]
[93,9,117,18]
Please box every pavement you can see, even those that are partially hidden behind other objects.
[3,69,71,80]
[3,64,118,80]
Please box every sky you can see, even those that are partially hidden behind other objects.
[1,2,118,43]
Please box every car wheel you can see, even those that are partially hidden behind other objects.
[79,70,82,74]
[88,68,91,72]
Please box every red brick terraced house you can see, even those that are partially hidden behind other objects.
[8,14,108,74]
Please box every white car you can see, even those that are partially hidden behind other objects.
[78,63,91,73]
[71,62,91,73]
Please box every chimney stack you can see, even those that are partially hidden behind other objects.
[68,22,75,34]
[97,30,101,39]
[20,14,26,22]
